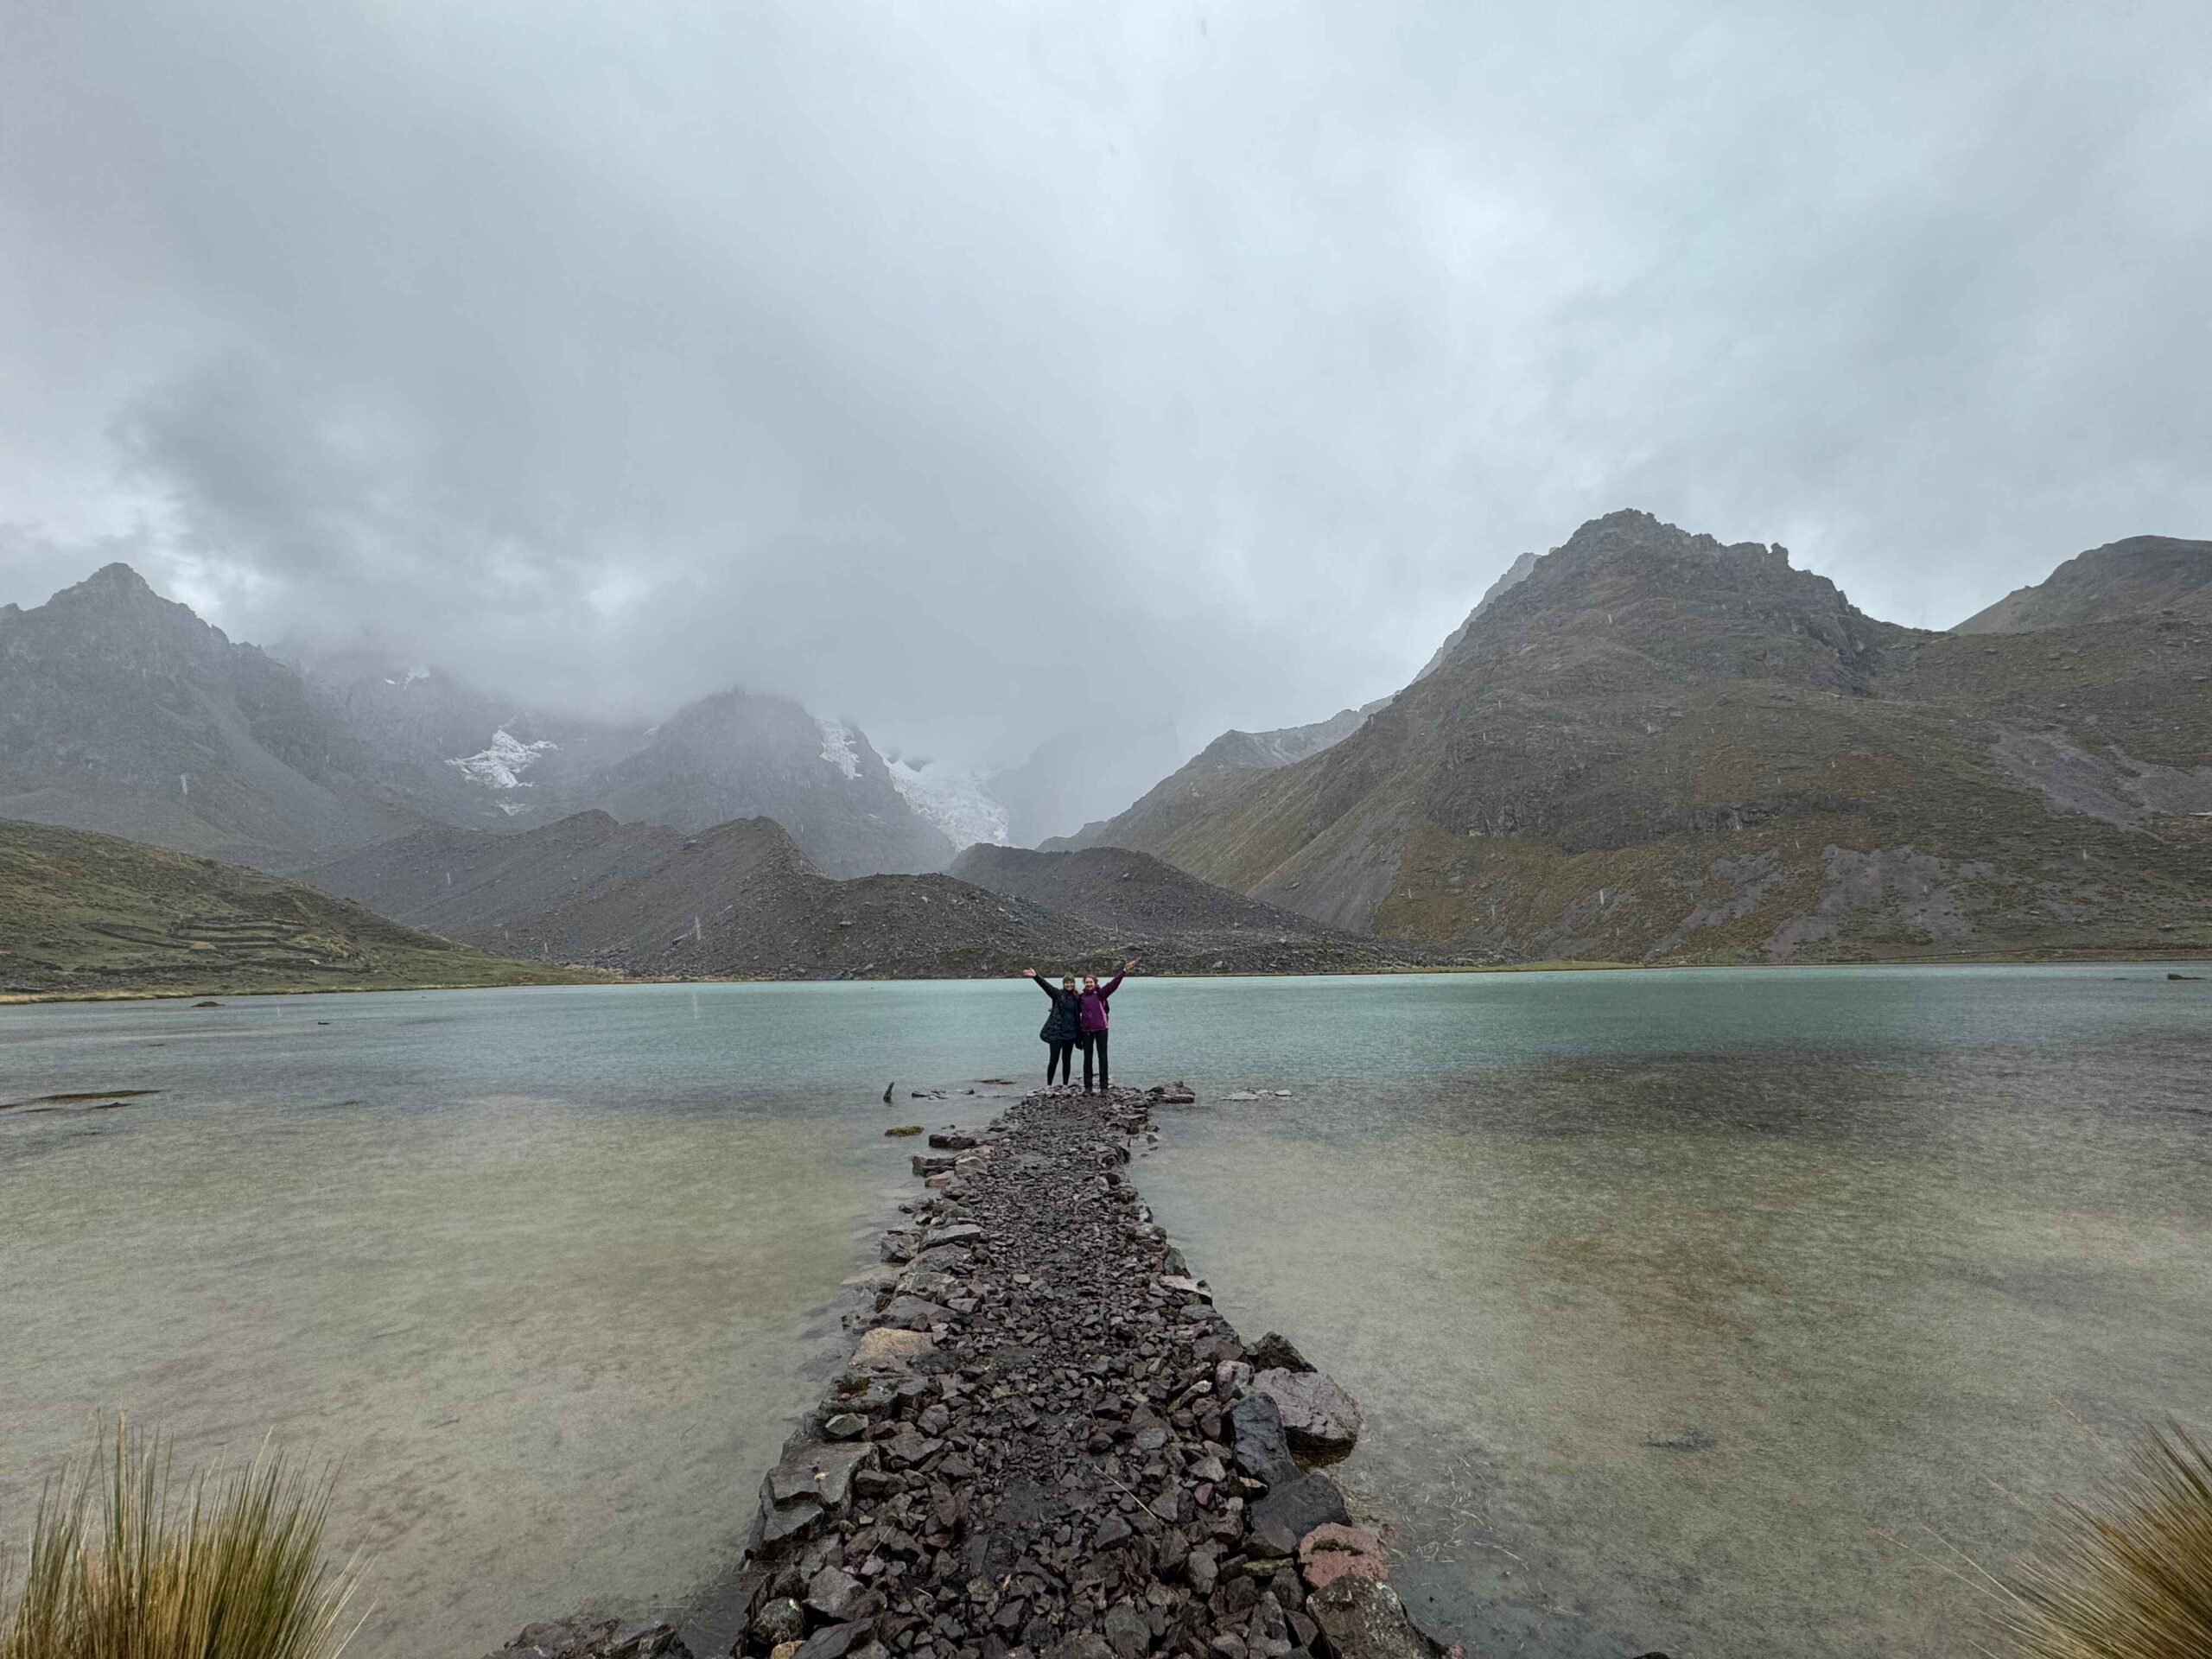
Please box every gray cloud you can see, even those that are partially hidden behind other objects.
[3,0,2208,760]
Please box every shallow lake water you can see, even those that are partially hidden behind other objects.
[2,968,2206,1658]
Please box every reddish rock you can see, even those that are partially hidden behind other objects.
[1297,1523,1389,1590]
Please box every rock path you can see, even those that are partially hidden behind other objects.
[498,1084,1441,1659]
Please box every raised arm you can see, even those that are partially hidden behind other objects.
[1024,969,1057,997]
[1099,969,1125,998]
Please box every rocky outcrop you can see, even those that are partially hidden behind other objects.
[492,1614,693,1659]
[1953,534,2210,634]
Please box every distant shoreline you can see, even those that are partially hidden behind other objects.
[6,947,2204,1005]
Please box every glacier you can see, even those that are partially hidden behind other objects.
[448,728,557,790]
[887,759,1010,851]
[816,717,862,780]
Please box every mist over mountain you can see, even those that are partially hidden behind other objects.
[7,512,2205,970]
[304,810,1440,979]
[8,3,2209,779]
[0,564,968,875]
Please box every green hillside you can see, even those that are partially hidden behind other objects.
[0,818,604,1000]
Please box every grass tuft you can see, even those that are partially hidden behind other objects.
[0,1417,364,1659]
[1999,1422,2212,1659]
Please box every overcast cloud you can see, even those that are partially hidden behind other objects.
[3,0,2208,765]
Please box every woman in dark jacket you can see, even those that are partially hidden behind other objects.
[1021,968,1084,1088]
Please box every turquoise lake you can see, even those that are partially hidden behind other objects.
[2,967,2205,1657]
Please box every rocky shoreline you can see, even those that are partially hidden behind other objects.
[495,1084,1448,1659]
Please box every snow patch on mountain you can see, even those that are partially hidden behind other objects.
[448,728,557,789]
[887,760,1010,850]
[817,717,861,779]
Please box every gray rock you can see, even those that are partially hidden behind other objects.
[893,1268,962,1303]
[792,1623,868,1659]
[1103,1599,1153,1658]
[1229,1394,1298,1486]
[1306,1577,1431,1659]
[757,1493,823,1548]
[905,1244,973,1276]
[753,1599,807,1646]
[1245,1333,1313,1375]
[876,1295,951,1329]
[1246,1471,1350,1558]
[495,1615,691,1659]
[806,1564,862,1620]
[1251,1369,1363,1452]
[882,1424,943,1466]
[764,1443,876,1510]
[1186,1545,1219,1594]
[1245,1594,1293,1659]
[823,1414,866,1440]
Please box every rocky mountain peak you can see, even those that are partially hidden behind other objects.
[82,560,156,592]
[1954,533,2211,632]
[28,560,233,655]
[1420,508,1907,690]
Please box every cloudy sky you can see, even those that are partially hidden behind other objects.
[3,0,2208,768]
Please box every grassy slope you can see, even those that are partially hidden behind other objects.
[0,818,603,999]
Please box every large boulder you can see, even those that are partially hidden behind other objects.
[1252,1368,1363,1452]
[1229,1393,1299,1485]
[1297,1523,1389,1591]
[492,1615,690,1659]
[874,1294,951,1330]
[1306,1576,1433,1659]
[851,1327,933,1370]
[757,1441,876,1548]
[1247,1332,1314,1374]
[805,1565,863,1620]
[1248,1471,1351,1558]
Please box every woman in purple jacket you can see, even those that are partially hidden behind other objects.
[1077,960,1138,1093]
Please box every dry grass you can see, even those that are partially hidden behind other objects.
[0,1419,364,1659]
[1997,1423,2212,1659]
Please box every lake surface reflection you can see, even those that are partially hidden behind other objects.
[2,967,2205,1659]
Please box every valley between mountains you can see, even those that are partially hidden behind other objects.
[3,509,2207,994]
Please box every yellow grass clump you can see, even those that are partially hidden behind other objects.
[0,1418,364,1659]
[1999,1422,2212,1659]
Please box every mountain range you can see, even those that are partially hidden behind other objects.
[303,810,1436,978]
[0,564,986,876]
[1058,512,2210,963]
[6,511,2207,976]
